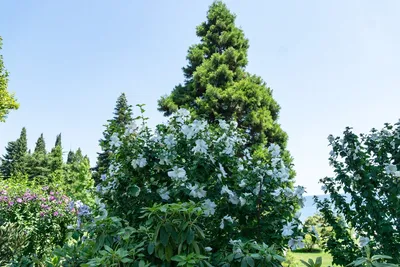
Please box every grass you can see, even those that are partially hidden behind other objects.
[286,248,333,267]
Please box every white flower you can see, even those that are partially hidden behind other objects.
[181,125,195,139]
[192,139,208,154]
[100,174,107,181]
[394,171,400,177]
[219,120,230,130]
[253,182,266,195]
[131,154,147,169]
[158,187,170,200]
[202,199,216,216]
[271,188,282,197]
[385,164,398,175]
[191,120,207,133]
[219,164,227,178]
[294,186,305,198]
[359,236,370,247]
[238,164,244,171]
[187,183,207,199]
[288,236,305,250]
[164,134,177,148]
[321,185,327,192]
[228,193,239,205]
[230,121,238,128]
[205,247,212,252]
[110,133,121,148]
[238,179,246,188]
[222,139,234,155]
[282,222,296,237]
[167,166,187,182]
[271,158,280,168]
[125,121,138,136]
[159,153,172,165]
[221,185,234,196]
[268,143,281,157]
[220,215,234,229]
[239,196,246,206]
[176,108,190,120]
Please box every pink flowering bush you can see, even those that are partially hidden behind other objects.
[0,178,79,258]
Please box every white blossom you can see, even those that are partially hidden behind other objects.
[100,174,107,181]
[110,133,122,148]
[158,187,170,200]
[164,134,177,148]
[131,154,147,169]
[359,236,370,247]
[181,125,195,139]
[282,222,296,236]
[125,121,138,136]
[187,183,207,199]
[220,215,234,229]
[202,199,216,217]
[219,164,227,178]
[385,164,398,175]
[239,196,246,206]
[204,247,212,252]
[219,120,230,131]
[268,144,281,157]
[192,139,208,154]
[238,179,246,188]
[167,166,187,182]
[288,236,305,250]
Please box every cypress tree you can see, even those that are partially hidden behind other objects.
[158,1,288,153]
[48,134,63,173]
[34,134,46,154]
[27,134,50,180]
[0,141,16,178]
[66,150,75,165]
[93,93,133,183]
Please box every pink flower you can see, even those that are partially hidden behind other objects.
[53,211,59,216]
[40,212,45,217]
[17,198,23,203]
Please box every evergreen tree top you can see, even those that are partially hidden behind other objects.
[34,133,46,155]
[158,0,288,149]
[55,133,62,148]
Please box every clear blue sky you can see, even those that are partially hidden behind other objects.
[1,0,399,195]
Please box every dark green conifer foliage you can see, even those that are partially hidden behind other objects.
[0,127,28,178]
[27,134,50,180]
[93,93,133,184]
[158,1,288,152]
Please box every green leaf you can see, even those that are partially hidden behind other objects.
[160,227,169,247]
[147,242,155,255]
[241,258,248,267]
[187,228,194,244]
[245,256,255,267]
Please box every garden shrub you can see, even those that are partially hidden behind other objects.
[0,178,83,259]
[97,108,306,256]
[316,121,400,264]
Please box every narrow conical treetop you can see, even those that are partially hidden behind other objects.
[158,0,287,150]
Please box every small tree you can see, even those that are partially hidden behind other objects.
[316,121,400,265]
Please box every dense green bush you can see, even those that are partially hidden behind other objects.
[316,121,400,264]
[98,108,305,254]
[0,178,85,259]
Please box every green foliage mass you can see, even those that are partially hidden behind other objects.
[93,93,133,184]
[158,1,288,153]
[0,36,19,122]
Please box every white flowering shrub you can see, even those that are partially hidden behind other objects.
[97,107,305,256]
[316,122,400,265]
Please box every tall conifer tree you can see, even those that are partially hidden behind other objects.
[93,93,133,183]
